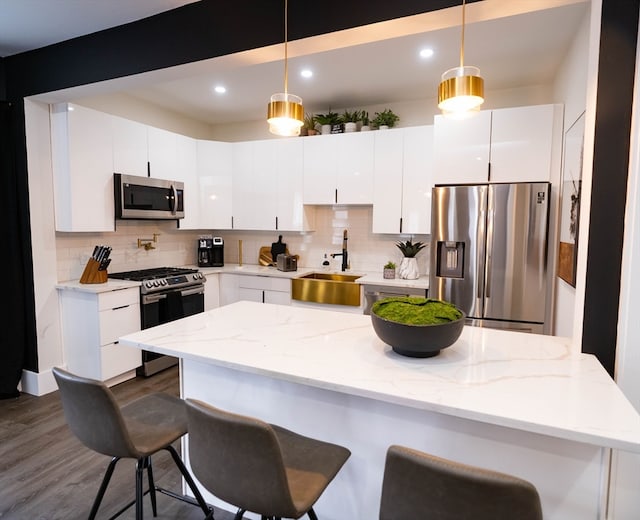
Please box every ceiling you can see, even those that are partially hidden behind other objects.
[4,0,590,126]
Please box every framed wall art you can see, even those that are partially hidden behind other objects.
[558,111,585,287]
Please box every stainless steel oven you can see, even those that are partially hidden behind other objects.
[109,267,205,376]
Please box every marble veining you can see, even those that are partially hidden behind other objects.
[119,301,640,452]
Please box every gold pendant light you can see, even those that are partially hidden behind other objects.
[267,0,304,136]
[438,0,485,117]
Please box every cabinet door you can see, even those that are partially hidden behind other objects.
[232,140,277,230]
[204,273,220,311]
[147,126,178,179]
[50,103,115,232]
[372,128,404,233]
[197,140,233,230]
[402,126,433,234]
[336,132,375,204]
[176,134,200,230]
[275,138,307,231]
[433,110,491,185]
[265,290,291,305]
[112,115,148,176]
[490,104,557,183]
[303,134,337,204]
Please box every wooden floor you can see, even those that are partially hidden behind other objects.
[0,366,237,520]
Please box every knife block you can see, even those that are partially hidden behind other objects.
[79,258,108,284]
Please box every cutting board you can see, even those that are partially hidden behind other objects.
[259,246,298,266]
[271,235,287,262]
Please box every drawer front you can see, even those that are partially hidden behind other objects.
[101,343,141,381]
[98,287,139,311]
[238,276,290,292]
[99,302,140,346]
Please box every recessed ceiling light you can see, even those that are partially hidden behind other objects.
[214,85,226,94]
[300,69,313,78]
[419,48,434,59]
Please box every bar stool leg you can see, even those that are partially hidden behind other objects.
[145,456,158,516]
[135,459,145,520]
[88,456,120,520]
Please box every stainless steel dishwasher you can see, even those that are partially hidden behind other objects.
[363,284,428,315]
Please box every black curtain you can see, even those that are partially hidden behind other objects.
[0,100,37,398]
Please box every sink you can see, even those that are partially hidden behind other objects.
[298,272,362,282]
[292,272,363,306]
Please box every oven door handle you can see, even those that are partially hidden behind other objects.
[142,285,204,304]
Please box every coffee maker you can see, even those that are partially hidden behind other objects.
[198,236,224,267]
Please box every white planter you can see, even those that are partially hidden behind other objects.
[344,121,357,133]
[378,125,389,130]
[321,124,332,135]
[398,257,419,279]
[360,125,371,132]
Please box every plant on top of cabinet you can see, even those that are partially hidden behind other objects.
[302,112,318,136]
[314,111,341,134]
[360,111,371,131]
[340,109,361,133]
[372,109,400,129]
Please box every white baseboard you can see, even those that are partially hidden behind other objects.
[20,366,63,396]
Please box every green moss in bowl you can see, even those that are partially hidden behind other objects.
[371,297,465,357]
[372,297,462,325]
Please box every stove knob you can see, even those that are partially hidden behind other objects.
[160,279,167,286]
[145,281,153,289]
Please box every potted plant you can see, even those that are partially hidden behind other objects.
[302,112,318,136]
[372,109,400,129]
[383,261,396,279]
[340,109,361,133]
[360,110,371,131]
[314,111,341,134]
[395,239,426,279]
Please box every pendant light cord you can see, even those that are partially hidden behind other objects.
[283,0,289,95]
[459,0,466,69]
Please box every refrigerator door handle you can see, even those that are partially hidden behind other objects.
[485,207,495,298]
[476,198,487,302]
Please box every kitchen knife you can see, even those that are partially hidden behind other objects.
[98,258,111,271]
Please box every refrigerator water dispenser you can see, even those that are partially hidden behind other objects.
[436,241,465,278]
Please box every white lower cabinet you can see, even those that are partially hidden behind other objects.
[58,287,141,384]
[204,273,220,311]
[219,274,291,306]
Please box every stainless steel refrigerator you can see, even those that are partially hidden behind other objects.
[429,182,550,333]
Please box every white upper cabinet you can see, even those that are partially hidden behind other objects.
[372,126,433,234]
[303,132,375,204]
[147,126,178,180]
[232,140,277,230]
[433,110,491,185]
[50,103,115,232]
[489,104,560,183]
[274,138,313,231]
[176,134,199,230]
[232,138,311,231]
[112,115,148,176]
[197,140,233,230]
[401,125,433,234]
[433,104,562,185]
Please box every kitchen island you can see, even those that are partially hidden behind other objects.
[119,301,640,519]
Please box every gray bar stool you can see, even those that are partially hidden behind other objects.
[379,445,543,520]
[52,367,212,520]
[185,398,351,520]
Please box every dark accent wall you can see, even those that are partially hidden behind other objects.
[582,1,639,377]
[1,0,637,377]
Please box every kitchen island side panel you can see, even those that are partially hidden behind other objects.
[180,358,605,520]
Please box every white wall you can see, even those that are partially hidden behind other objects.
[551,7,591,337]
[607,13,640,517]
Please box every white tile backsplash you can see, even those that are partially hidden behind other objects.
[56,206,430,280]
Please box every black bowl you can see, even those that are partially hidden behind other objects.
[371,308,465,358]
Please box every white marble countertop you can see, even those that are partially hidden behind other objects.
[56,264,428,294]
[119,301,640,453]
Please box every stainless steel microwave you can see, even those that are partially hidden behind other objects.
[114,173,184,220]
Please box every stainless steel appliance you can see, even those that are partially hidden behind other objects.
[363,284,427,315]
[430,182,550,333]
[114,173,184,220]
[109,267,205,375]
[276,253,297,272]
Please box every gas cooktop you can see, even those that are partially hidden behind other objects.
[109,267,205,294]
[108,266,198,281]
